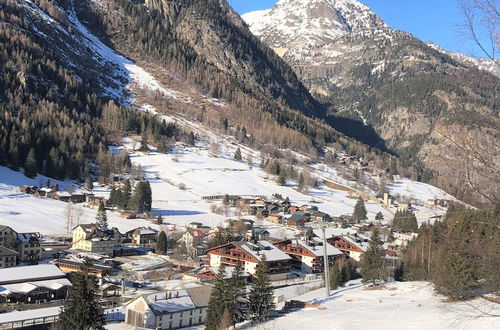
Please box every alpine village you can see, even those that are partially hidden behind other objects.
[0,0,498,329]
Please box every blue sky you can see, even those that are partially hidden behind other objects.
[228,0,478,56]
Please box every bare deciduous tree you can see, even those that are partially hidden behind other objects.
[458,0,500,62]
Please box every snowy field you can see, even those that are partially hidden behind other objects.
[0,133,453,235]
[250,281,499,330]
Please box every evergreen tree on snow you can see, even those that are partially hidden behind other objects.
[58,267,105,329]
[24,148,37,178]
[249,255,275,322]
[361,228,384,285]
[156,231,168,255]
[205,265,229,330]
[234,147,242,161]
[95,202,108,228]
[352,197,367,223]
[86,176,94,192]
[228,260,247,324]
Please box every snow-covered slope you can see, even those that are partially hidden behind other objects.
[427,42,500,78]
[251,281,499,329]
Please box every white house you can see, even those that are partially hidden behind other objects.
[124,286,212,329]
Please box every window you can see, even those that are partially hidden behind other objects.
[199,316,202,323]
[190,310,193,315]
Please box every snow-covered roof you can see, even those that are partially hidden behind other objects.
[0,278,72,295]
[0,265,66,285]
[146,290,196,314]
[296,239,344,257]
[239,241,291,262]
[0,307,61,323]
[56,191,72,197]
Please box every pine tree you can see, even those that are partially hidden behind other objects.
[278,171,286,186]
[249,255,275,322]
[298,173,305,191]
[375,211,384,221]
[392,210,418,232]
[131,181,152,213]
[234,147,242,161]
[95,202,108,228]
[139,134,148,152]
[329,264,341,290]
[387,230,395,243]
[188,131,196,146]
[58,270,106,329]
[156,215,163,225]
[24,148,37,178]
[86,177,94,192]
[228,260,247,324]
[205,265,228,330]
[352,197,367,223]
[361,228,384,285]
[223,194,230,206]
[156,231,168,254]
[120,179,131,210]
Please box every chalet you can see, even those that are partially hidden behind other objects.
[327,234,368,261]
[38,187,55,197]
[252,228,271,241]
[274,238,344,274]
[124,286,212,329]
[183,266,251,282]
[240,219,254,231]
[20,185,39,194]
[187,222,203,229]
[0,265,71,304]
[299,205,319,212]
[0,246,18,268]
[267,215,283,224]
[126,227,159,246]
[49,191,72,202]
[206,241,291,280]
[266,203,280,215]
[70,190,87,203]
[178,230,206,256]
[286,218,306,230]
[285,211,310,229]
[17,232,42,263]
[71,224,122,256]
[0,225,16,247]
[310,211,331,222]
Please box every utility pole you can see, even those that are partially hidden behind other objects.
[322,225,330,298]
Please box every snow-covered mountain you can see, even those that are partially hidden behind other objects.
[242,0,386,46]
[242,0,500,207]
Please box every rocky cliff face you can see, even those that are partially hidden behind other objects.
[243,0,500,205]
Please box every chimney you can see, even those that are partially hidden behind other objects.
[176,291,179,298]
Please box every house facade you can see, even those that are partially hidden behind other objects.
[0,246,18,268]
[126,227,159,246]
[124,287,212,329]
[71,224,122,256]
[206,241,291,280]
[273,238,344,274]
[17,232,43,262]
[327,235,368,261]
[178,230,205,256]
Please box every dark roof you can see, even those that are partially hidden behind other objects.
[288,211,310,221]
[0,246,19,257]
[186,286,213,307]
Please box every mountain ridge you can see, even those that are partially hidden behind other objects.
[242,0,500,206]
